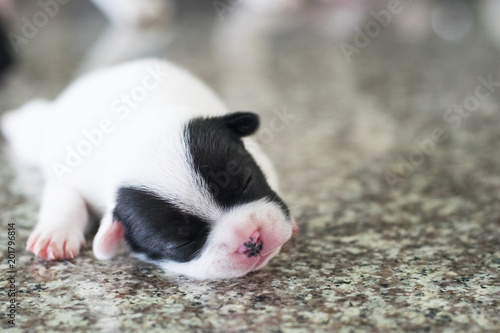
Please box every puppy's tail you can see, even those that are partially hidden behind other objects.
[1,99,52,166]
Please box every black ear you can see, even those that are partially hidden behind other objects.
[222,112,260,137]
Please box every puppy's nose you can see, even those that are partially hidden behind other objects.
[236,230,263,258]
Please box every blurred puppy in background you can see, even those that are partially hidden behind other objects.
[0,20,12,76]
[0,0,14,78]
[90,0,173,27]
[89,0,301,26]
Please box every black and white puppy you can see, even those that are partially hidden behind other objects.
[1,59,297,279]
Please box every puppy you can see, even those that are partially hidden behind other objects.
[1,59,297,279]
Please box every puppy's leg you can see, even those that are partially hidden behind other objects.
[27,182,88,260]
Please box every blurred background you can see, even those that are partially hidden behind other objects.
[1,0,499,105]
[1,0,498,197]
[1,1,500,332]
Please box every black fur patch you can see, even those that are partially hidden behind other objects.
[113,187,210,262]
[186,112,290,218]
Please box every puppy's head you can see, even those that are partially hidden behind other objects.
[93,112,296,279]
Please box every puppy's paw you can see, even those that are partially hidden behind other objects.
[27,229,85,260]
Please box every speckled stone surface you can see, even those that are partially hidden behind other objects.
[1,1,500,332]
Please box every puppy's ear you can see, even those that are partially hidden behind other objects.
[93,214,124,260]
[222,112,260,137]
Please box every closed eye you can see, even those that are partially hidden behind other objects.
[168,239,196,250]
[243,174,252,193]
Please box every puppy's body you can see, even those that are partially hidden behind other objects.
[2,59,295,279]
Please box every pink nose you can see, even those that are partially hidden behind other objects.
[236,230,263,258]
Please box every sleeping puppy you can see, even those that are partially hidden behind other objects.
[1,59,297,279]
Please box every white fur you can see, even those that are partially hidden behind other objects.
[1,99,51,166]
[2,59,292,279]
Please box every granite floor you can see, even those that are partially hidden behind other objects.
[1,1,500,332]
